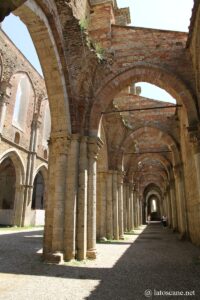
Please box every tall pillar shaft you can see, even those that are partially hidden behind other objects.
[123,184,127,232]
[118,173,124,239]
[126,184,131,231]
[77,137,88,260]
[64,134,79,261]
[97,172,107,240]
[170,179,178,230]
[87,137,102,258]
[130,184,134,231]
[113,171,119,240]
[51,149,67,252]
[106,171,113,239]
[174,165,187,236]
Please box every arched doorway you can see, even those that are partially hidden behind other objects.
[0,158,16,225]
[30,166,47,226]
[147,195,161,221]
[32,171,45,210]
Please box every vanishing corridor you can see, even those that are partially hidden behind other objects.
[0,225,199,300]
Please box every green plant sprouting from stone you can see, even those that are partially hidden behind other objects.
[79,18,89,31]
[79,18,105,61]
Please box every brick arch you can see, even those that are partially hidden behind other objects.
[146,191,162,202]
[32,164,48,186]
[13,0,71,134]
[121,126,180,168]
[90,63,198,134]
[32,164,48,210]
[143,183,163,199]
[138,172,167,186]
[0,148,25,185]
[0,149,26,225]
[131,153,171,176]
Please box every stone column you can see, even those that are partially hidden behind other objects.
[173,164,187,236]
[170,179,178,230]
[188,127,200,201]
[123,183,128,232]
[106,170,113,239]
[166,185,172,227]
[64,134,79,261]
[43,133,69,263]
[113,170,119,240]
[127,183,131,231]
[133,191,138,228]
[76,136,88,260]
[118,172,124,239]
[137,198,141,226]
[51,136,69,253]
[137,195,142,226]
[87,137,103,259]
[12,184,25,226]
[23,113,41,226]
[97,171,107,240]
[0,102,7,134]
[129,183,134,231]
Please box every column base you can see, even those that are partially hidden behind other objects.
[99,236,107,242]
[64,253,75,262]
[119,235,125,240]
[76,250,87,261]
[178,232,186,240]
[43,252,64,264]
[87,249,97,259]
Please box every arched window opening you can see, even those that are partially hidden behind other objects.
[147,196,161,221]
[151,199,157,212]
[2,14,43,76]
[12,73,32,130]
[44,149,48,160]
[14,132,20,144]
[135,82,176,104]
[32,171,45,210]
[0,158,16,210]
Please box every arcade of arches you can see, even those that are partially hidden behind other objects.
[0,0,200,263]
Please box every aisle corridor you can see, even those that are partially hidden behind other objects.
[0,224,199,299]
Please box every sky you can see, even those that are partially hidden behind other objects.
[2,0,194,102]
[2,14,43,76]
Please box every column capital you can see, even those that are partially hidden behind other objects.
[88,136,103,160]
[49,132,71,154]
[117,171,125,184]
[173,163,183,178]
[187,125,200,154]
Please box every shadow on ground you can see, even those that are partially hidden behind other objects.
[0,224,199,299]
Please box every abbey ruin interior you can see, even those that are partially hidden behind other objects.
[0,0,200,268]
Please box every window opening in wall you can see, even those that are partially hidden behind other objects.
[32,171,45,210]
[0,158,16,210]
[14,132,20,144]
[44,150,48,160]
[151,199,157,212]
[13,73,31,130]
[135,82,176,104]
[2,13,43,76]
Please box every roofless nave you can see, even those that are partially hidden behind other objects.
[0,0,200,263]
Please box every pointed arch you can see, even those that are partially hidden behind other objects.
[90,63,198,135]
[0,149,25,225]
